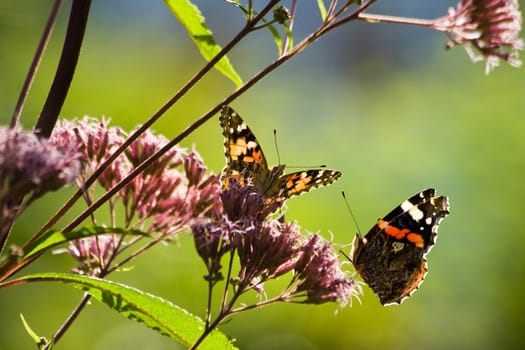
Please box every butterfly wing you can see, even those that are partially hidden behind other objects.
[373,188,449,252]
[350,189,450,305]
[220,106,274,189]
[274,169,343,201]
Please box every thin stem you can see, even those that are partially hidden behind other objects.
[326,0,339,19]
[35,0,92,138]
[358,12,436,27]
[205,267,214,329]
[106,235,163,274]
[42,293,91,350]
[324,0,376,31]
[220,250,236,311]
[282,0,297,53]
[228,294,288,315]
[10,0,63,128]
[191,277,243,350]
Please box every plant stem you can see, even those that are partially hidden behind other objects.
[10,0,63,128]
[34,0,92,138]
[190,283,243,350]
[357,12,435,27]
[42,293,92,350]
[322,0,376,32]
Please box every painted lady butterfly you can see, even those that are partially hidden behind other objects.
[220,106,342,205]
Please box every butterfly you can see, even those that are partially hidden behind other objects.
[219,105,342,205]
[350,189,450,305]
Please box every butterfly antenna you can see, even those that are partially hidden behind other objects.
[339,249,352,261]
[341,191,362,234]
[273,129,328,169]
[273,129,282,164]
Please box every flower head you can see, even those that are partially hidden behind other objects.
[293,235,362,307]
[53,118,221,237]
[220,179,277,222]
[51,117,124,181]
[234,220,304,289]
[0,127,84,250]
[52,117,222,274]
[192,178,361,308]
[1,127,84,197]
[436,0,524,73]
[192,180,300,290]
[67,235,117,276]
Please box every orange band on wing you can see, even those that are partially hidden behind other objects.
[378,220,424,248]
[406,232,425,248]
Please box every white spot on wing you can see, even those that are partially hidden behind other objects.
[409,206,424,221]
[400,200,414,212]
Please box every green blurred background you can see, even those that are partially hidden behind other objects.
[1,1,524,349]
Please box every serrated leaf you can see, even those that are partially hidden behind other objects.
[164,0,243,87]
[19,273,237,350]
[23,226,148,260]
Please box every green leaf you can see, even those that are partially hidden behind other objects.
[317,0,328,21]
[164,0,243,87]
[22,226,148,260]
[19,273,237,350]
[267,23,283,55]
[20,313,48,348]
[283,23,293,51]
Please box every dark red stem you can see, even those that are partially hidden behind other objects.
[34,0,92,138]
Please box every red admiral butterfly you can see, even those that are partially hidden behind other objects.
[220,106,342,205]
[350,189,450,305]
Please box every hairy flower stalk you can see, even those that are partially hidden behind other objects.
[51,117,220,275]
[0,127,84,252]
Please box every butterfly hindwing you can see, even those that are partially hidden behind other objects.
[277,169,343,200]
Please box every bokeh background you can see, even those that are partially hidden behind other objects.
[1,1,524,349]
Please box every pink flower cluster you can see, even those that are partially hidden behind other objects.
[0,127,83,251]
[52,117,221,275]
[192,180,361,308]
[437,0,523,73]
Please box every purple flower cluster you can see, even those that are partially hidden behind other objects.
[67,235,117,276]
[436,0,523,73]
[192,180,360,308]
[52,117,220,275]
[0,127,83,250]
